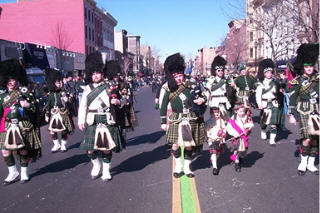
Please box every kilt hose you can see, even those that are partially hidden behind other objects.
[80,115,125,153]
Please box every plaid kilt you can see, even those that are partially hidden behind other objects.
[47,109,75,134]
[0,120,42,161]
[166,117,205,149]
[260,102,282,126]
[80,114,125,152]
[298,113,310,139]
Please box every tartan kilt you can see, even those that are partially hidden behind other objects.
[80,115,125,153]
[298,113,310,139]
[48,110,75,134]
[166,118,205,150]
[0,120,42,161]
[260,103,282,126]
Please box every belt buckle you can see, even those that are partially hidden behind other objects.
[97,108,104,113]
[183,108,190,114]
[310,98,317,104]
[11,119,18,124]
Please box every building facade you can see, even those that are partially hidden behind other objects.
[127,34,141,73]
[0,0,117,70]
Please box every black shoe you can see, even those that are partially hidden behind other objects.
[20,179,29,184]
[270,144,276,147]
[298,170,306,176]
[212,168,219,175]
[308,170,319,175]
[185,173,195,178]
[173,172,183,178]
[91,174,101,180]
[3,177,19,186]
[235,163,241,172]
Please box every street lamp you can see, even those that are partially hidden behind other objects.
[254,41,258,73]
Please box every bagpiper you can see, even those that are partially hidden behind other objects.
[232,63,257,108]
[288,43,319,175]
[78,52,125,181]
[226,103,254,172]
[256,59,284,146]
[44,69,75,153]
[0,59,41,185]
[160,53,206,178]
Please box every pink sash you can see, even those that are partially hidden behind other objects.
[228,119,248,148]
[0,106,11,132]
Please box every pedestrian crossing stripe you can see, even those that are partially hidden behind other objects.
[172,148,201,213]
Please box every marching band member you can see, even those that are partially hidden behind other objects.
[289,43,319,175]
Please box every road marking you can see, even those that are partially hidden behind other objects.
[172,149,201,213]
[172,158,182,213]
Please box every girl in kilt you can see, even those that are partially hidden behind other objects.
[44,69,75,153]
[0,59,41,185]
[256,59,284,146]
[289,43,319,175]
[226,103,254,172]
[78,52,124,182]
[160,53,206,178]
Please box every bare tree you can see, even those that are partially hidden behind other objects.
[225,22,248,71]
[291,0,319,43]
[51,21,73,69]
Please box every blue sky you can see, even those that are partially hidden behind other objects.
[0,0,242,62]
[97,0,234,61]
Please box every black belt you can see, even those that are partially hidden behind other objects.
[211,95,225,98]
[262,98,276,102]
[88,109,109,113]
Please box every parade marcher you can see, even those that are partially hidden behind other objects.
[288,43,319,175]
[255,59,284,146]
[0,59,41,184]
[205,107,227,175]
[75,75,85,108]
[78,52,125,181]
[232,63,257,108]
[160,53,206,178]
[44,69,75,153]
[226,103,254,172]
[205,56,233,118]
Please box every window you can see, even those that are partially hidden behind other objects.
[89,27,91,41]
[88,10,91,22]
[250,32,253,42]
[92,29,94,42]
[85,26,87,39]
[85,8,87,19]
[250,48,253,58]
[92,13,94,23]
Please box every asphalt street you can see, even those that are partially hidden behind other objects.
[0,86,318,213]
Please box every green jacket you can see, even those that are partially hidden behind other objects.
[160,84,193,124]
[289,74,319,114]
[234,74,257,90]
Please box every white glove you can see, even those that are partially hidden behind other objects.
[45,116,49,123]
[161,124,167,131]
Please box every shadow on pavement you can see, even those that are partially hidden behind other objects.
[127,131,165,146]
[276,128,292,141]
[29,154,89,178]
[68,141,81,150]
[243,151,264,168]
[111,144,171,176]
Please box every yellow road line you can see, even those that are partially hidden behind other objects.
[172,158,182,213]
[191,177,201,213]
